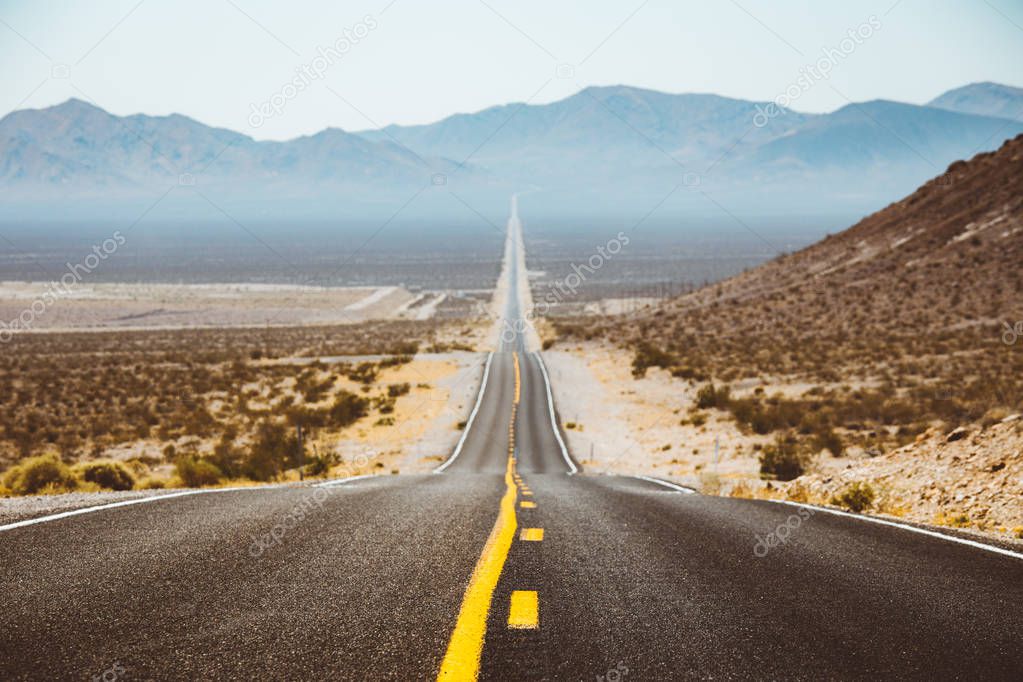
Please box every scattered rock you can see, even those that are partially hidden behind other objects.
[946,426,969,442]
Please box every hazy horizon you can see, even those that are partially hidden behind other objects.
[3,0,1022,140]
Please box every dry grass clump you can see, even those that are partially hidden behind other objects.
[830,481,877,513]
[2,452,79,494]
[73,460,135,491]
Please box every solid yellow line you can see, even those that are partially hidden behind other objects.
[438,366,521,680]
[507,590,539,629]
[520,528,544,542]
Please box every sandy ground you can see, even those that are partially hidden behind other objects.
[544,341,765,488]
[0,281,422,330]
[544,340,1023,544]
[319,351,487,475]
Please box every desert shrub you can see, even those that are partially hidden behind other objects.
[671,365,708,381]
[831,481,876,512]
[285,405,329,428]
[376,398,396,415]
[175,456,223,487]
[387,382,411,398]
[328,391,370,428]
[303,450,337,478]
[74,460,135,491]
[246,421,303,481]
[379,354,414,368]
[347,362,379,384]
[2,453,78,495]
[695,383,731,410]
[758,433,807,481]
[208,432,246,478]
[813,427,844,457]
[631,342,676,378]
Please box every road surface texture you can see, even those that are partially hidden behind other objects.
[2,199,1021,681]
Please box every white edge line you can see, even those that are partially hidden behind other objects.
[767,499,1023,562]
[434,351,494,473]
[312,473,379,488]
[533,352,578,475]
[0,485,273,533]
[633,475,697,494]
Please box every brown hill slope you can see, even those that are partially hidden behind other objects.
[554,135,1023,537]
[559,134,1023,455]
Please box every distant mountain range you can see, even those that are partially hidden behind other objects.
[0,98,462,197]
[1,82,1021,220]
[928,81,1023,122]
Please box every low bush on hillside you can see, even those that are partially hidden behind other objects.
[387,382,411,398]
[631,342,676,378]
[74,460,136,491]
[831,481,876,513]
[2,453,78,494]
[758,433,807,481]
[175,456,224,487]
[246,421,304,482]
[695,383,731,410]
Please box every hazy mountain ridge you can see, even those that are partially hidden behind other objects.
[928,81,1023,123]
[0,99,458,199]
[2,83,1022,217]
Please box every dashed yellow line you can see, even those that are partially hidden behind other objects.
[513,352,520,404]
[507,590,539,629]
[437,454,518,680]
[520,528,544,542]
[438,353,524,681]
[520,500,536,509]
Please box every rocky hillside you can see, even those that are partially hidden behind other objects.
[556,134,1023,539]
[563,134,1023,454]
[649,134,1017,380]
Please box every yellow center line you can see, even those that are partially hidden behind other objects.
[508,590,539,629]
[437,353,522,681]
[520,500,536,509]
[513,352,520,405]
[520,528,544,542]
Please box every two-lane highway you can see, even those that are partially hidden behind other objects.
[1,199,1022,680]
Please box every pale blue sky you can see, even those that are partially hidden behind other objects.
[1,0,1021,140]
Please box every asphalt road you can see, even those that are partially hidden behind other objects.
[1,202,1021,681]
